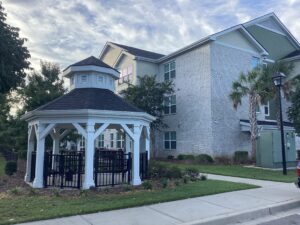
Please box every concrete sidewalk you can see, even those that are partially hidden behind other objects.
[18,175,300,225]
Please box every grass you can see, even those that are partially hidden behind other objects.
[0,156,5,176]
[159,161,296,183]
[0,180,257,225]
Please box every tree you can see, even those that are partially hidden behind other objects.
[120,75,174,157]
[0,61,65,152]
[15,61,65,113]
[229,69,264,159]
[288,77,300,134]
[0,2,30,94]
[229,62,295,159]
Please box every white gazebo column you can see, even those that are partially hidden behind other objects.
[33,124,46,188]
[145,126,150,160]
[132,125,142,185]
[25,125,35,182]
[83,121,95,189]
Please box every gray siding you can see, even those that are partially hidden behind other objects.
[156,44,213,157]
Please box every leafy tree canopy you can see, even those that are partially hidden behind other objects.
[0,61,65,151]
[120,75,174,130]
[288,76,300,134]
[0,2,30,94]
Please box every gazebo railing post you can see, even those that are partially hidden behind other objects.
[77,152,82,189]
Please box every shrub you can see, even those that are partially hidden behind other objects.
[142,180,153,190]
[149,161,167,178]
[5,161,17,176]
[177,154,195,160]
[185,167,200,181]
[195,154,214,164]
[174,180,181,186]
[200,174,207,181]
[165,166,182,179]
[183,175,189,184]
[234,151,249,164]
[160,178,168,188]
[177,154,185,160]
[167,155,174,160]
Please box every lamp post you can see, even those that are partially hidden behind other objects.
[272,72,287,175]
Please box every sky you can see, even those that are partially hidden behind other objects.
[2,0,300,71]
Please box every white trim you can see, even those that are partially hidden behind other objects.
[63,65,120,79]
[120,124,134,139]
[158,37,212,63]
[72,123,87,139]
[243,13,300,49]
[281,55,300,62]
[113,50,135,68]
[22,109,155,123]
[214,41,262,56]
[40,123,56,139]
[255,24,286,36]
[93,123,109,140]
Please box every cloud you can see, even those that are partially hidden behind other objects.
[2,0,300,71]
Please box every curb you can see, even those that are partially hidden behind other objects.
[180,199,300,225]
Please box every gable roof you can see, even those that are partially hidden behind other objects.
[65,56,115,71]
[243,12,300,50]
[109,42,165,60]
[35,88,142,112]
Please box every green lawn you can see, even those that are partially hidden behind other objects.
[0,156,5,176]
[0,180,257,225]
[159,161,296,183]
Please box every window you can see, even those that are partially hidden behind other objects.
[251,57,260,69]
[97,75,103,83]
[119,65,133,84]
[110,133,114,148]
[81,75,87,82]
[98,134,104,148]
[164,95,176,114]
[263,101,270,116]
[116,133,124,149]
[164,61,175,81]
[164,131,176,150]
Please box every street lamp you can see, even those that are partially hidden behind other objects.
[272,72,287,175]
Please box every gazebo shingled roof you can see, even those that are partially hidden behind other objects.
[35,88,142,112]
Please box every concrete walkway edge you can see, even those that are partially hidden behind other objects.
[181,199,300,225]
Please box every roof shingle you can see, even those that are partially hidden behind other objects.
[65,56,115,71]
[111,42,165,60]
[36,88,142,112]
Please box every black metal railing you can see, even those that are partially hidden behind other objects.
[44,152,84,189]
[94,150,132,187]
[140,151,148,180]
[30,149,148,189]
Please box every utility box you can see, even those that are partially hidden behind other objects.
[256,130,296,168]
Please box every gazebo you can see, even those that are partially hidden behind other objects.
[22,56,155,189]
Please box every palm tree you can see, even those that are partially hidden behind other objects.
[229,68,264,159]
[229,62,295,159]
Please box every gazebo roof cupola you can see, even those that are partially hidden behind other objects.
[63,56,119,91]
